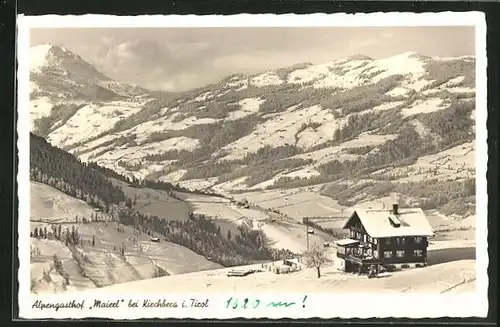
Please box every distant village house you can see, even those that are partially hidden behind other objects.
[336,204,434,274]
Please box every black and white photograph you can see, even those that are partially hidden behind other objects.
[16,13,488,319]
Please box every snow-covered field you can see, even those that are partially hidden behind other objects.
[84,244,476,294]
[30,182,99,223]
[123,114,220,139]
[372,100,406,112]
[82,137,199,162]
[29,221,222,295]
[251,71,284,87]
[218,104,339,160]
[47,101,146,148]
[177,177,219,191]
[287,52,432,92]
[226,97,266,121]
[312,60,373,89]
[371,142,475,182]
[400,98,450,117]
[176,192,333,253]
[292,132,398,167]
[232,189,345,221]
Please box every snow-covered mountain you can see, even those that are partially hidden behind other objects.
[29,44,154,131]
[29,46,476,217]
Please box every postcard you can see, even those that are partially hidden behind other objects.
[17,12,488,319]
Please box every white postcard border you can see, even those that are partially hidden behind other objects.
[17,12,489,319]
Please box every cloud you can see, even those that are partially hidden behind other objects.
[30,26,475,91]
[352,32,397,50]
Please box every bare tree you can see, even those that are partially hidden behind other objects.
[301,243,333,278]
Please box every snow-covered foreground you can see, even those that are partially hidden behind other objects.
[29,221,222,295]
[85,246,476,294]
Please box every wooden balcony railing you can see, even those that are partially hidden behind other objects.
[345,254,381,265]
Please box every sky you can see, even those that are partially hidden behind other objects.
[30,27,475,92]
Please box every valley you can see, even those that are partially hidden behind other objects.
[27,44,478,295]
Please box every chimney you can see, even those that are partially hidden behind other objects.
[392,204,399,215]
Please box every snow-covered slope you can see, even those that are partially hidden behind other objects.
[29,181,222,294]
[29,44,153,132]
[29,49,477,218]
[84,243,476,295]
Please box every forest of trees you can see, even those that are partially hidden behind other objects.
[30,133,126,210]
[116,209,295,267]
[321,178,476,216]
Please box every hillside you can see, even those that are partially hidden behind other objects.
[28,45,478,293]
[29,47,476,221]
[30,181,223,294]
[29,133,304,294]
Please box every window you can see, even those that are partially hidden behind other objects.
[367,236,372,243]
[414,250,423,257]
[396,250,405,258]
[384,251,393,259]
[415,237,423,244]
[396,237,401,244]
[401,237,406,244]
[373,250,379,258]
[350,230,355,238]
[373,238,378,245]
[363,234,367,242]
[346,248,352,255]
[385,238,391,245]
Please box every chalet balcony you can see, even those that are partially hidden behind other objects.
[345,253,381,265]
[336,239,380,265]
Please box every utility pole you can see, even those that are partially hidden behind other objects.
[306,225,309,251]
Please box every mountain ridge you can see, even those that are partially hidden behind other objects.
[29,45,476,218]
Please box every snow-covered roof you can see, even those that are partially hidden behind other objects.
[342,208,434,238]
[336,239,360,246]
